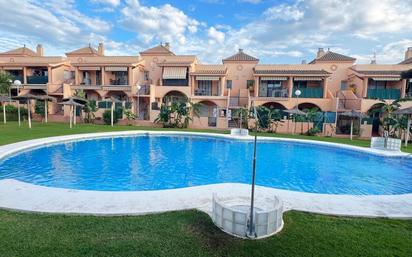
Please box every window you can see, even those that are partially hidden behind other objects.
[144,71,149,81]
[226,80,232,89]
[259,80,284,97]
[368,79,387,89]
[340,81,348,90]
[247,80,254,89]
[198,80,212,95]
[293,81,307,89]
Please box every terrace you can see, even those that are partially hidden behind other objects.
[366,78,402,100]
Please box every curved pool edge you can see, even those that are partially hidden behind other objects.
[0,130,410,162]
[1,131,411,218]
[1,179,412,218]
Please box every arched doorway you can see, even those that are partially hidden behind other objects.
[198,100,218,127]
[162,90,188,104]
[262,102,287,110]
[367,103,384,136]
[296,102,321,111]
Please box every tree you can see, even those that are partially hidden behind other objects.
[83,100,98,123]
[0,71,12,124]
[255,106,283,133]
[232,107,249,129]
[155,101,200,128]
[103,109,122,125]
[304,107,319,133]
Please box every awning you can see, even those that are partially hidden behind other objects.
[372,77,400,81]
[105,67,128,72]
[196,76,219,81]
[163,67,187,79]
[294,77,323,81]
[3,67,23,70]
[260,76,288,81]
[79,67,101,71]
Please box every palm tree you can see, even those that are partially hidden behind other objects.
[0,72,12,124]
[267,108,283,133]
[304,107,319,133]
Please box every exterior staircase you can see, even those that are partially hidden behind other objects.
[337,90,361,111]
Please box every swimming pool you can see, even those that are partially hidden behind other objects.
[1,134,411,195]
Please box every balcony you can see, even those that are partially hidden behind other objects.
[27,76,48,84]
[258,88,288,98]
[194,88,219,96]
[162,79,188,87]
[11,75,23,83]
[292,87,323,98]
[138,85,150,95]
[367,88,400,100]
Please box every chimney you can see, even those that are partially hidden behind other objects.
[36,44,44,56]
[164,42,170,50]
[405,47,412,60]
[239,48,244,53]
[98,42,104,56]
[370,51,377,64]
[317,48,325,58]
[301,59,307,64]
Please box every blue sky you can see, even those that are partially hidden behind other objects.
[0,0,411,64]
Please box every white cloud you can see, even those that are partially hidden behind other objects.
[91,0,120,7]
[264,3,304,21]
[207,27,225,44]
[119,0,199,44]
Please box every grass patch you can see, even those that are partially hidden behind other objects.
[1,210,411,257]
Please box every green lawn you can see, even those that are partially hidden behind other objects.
[1,121,412,256]
[1,210,411,257]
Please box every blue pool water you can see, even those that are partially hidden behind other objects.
[0,135,412,195]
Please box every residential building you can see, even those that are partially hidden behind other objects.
[1,43,411,137]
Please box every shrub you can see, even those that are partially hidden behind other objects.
[306,127,321,136]
[103,109,122,125]
[0,104,28,121]
[35,100,45,116]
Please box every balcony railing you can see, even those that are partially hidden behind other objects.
[138,85,150,95]
[292,87,323,98]
[367,88,400,100]
[11,75,23,83]
[27,76,48,84]
[258,89,289,98]
[109,77,128,85]
[194,88,219,96]
[162,79,188,86]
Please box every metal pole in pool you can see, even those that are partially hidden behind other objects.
[248,101,258,238]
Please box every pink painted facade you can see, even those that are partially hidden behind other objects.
[1,43,412,137]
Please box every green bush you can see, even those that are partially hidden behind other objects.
[103,109,122,125]
[35,100,45,117]
[0,104,28,121]
[306,127,321,136]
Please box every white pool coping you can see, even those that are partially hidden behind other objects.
[0,131,412,218]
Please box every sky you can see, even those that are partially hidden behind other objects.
[0,0,411,64]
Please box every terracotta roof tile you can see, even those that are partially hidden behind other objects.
[400,57,412,64]
[353,70,403,76]
[68,56,141,65]
[191,64,227,75]
[223,49,259,62]
[0,47,38,57]
[140,44,175,55]
[255,69,330,75]
[254,65,331,75]
[66,46,100,56]
[310,51,356,63]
